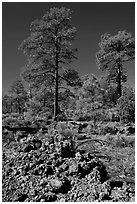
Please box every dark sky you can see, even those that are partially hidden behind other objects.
[2,2,135,93]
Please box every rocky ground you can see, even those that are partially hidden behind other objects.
[2,132,135,202]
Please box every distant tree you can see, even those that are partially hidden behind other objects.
[81,74,103,100]
[2,94,13,114]
[9,79,28,114]
[19,7,80,121]
[117,86,135,123]
[75,74,103,122]
[99,75,119,107]
[96,31,135,98]
[26,84,54,117]
[58,89,76,119]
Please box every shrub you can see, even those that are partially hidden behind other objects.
[2,116,19,127]
[105,134,135,148]
[47,122,78,157]
[85,121,96,134]
[107,108,120,122]
[90,109,108,124]
[57,112,67,121]
[74,108,116,124]
[64,109,74,120]
[23,111,36,123]
[57,122,68,131]
[73,111,91,122]
[97,123,118,135]
[117,87,135,124]
[9,113,20,118]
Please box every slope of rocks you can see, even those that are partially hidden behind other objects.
[2,136,135,202]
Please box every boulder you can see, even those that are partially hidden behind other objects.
[50,177,70,193]
[23,144,34,153]
[44,192,57,202]
[45,165,54,175]
[32,139,42,150]
[15,194,28,202]
[69,162,79,175]
[126,126,135,135]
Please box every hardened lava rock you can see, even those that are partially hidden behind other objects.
[2,141,135,202]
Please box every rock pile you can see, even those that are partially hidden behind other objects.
[2,137,134,202]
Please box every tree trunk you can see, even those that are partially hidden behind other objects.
[53,67,58,121]
[53,34,59,122]
[10,101,13,113]
[53,41,59,122]
[117,58,122,98]
[17,98,21,114]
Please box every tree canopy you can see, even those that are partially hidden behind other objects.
[96,31,135,97]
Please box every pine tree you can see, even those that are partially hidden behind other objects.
[9,79,27,114]
[19,7,79,121]
[96,31,135,97]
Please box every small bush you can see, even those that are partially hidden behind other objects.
[57,112,67,121]
[85,121,96,134]
[2,117,19,127]
[98,123,118,135]
[117,87,135,124]
[105,134,135,148]
[57,122,68,131]
[74,114,91,122]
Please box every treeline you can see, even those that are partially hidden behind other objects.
[2,7,135,124]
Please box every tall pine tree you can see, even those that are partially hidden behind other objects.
[96,31,135,97]
[19,7,80,121]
